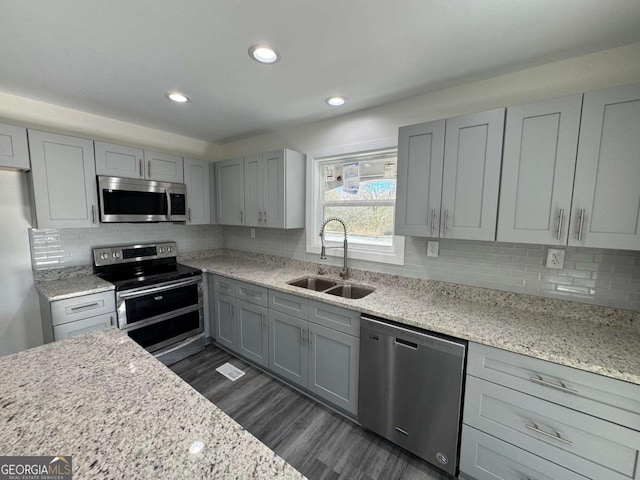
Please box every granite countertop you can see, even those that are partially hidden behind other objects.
[36,274,114,301]
[0,328,305,480]
[181,255,640,386]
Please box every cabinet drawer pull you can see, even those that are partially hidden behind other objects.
[555,208,564,240]
[525,423,573,446]
[218,282,229,289]
[529,375,577,394]
[241,289,257,297]
[70,302,101,312]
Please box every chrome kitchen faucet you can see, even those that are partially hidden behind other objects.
[319,216,349,279]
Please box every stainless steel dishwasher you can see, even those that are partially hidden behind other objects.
[358,315,466,476]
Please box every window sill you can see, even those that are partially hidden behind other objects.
[306,236,405,266]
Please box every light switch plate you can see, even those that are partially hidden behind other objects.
[546,248,565,269]
[427,241,439,257]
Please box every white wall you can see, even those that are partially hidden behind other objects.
[219,42,640,157]
[0,171,42,355]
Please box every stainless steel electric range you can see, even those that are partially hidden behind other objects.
[93,242,205,365]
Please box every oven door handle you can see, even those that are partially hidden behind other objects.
[118,278,200,299]
[166,189,172,220]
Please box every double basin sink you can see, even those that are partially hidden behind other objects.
[287,276,375,299]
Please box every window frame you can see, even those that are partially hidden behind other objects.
[305,137,405,266]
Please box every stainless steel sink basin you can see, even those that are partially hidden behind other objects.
[325,284,375,299]
[288,277,338,291]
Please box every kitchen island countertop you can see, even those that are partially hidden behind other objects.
[0,328,305,480]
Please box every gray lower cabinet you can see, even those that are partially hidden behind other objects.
[236,300,268,368]
[53,312,115,340]
[214,292,237,352]
[460,342,640,480]
[308,322,359,415]
[268,309,308,387]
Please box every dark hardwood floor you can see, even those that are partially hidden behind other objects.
[170,344,452,480]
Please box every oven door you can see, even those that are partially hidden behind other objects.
[126,307,203,353]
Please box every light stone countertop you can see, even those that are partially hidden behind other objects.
[0,328,305,480]
[182,255,640,386]
[36,274,114,301]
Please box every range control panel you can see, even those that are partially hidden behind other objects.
[93,242,177,267]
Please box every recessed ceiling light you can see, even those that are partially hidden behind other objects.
[325,96,347,107]
[165,92,191,103]
[248,44,280,64]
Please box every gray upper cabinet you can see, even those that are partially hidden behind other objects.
[28,130,99,229]
[395,109,503,241]
[498,95,583,244]
[216,157,245,226]
[395,120,445,237]
[0,123,29,170]
[570,83,640,250]
[95,141,144,179]
[220,149,305,228]
[183,157,212,225]
[441,109,505,241]
[144,150,184,183]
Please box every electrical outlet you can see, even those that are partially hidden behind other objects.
[546,248,565,269]
[427,241,439,257]
[250,228,256,239]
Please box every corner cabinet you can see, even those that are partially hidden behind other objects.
[28,130,100,229]
[394,109,504,241]
[183,157,211,225]
[497,94,583,244]
[217,149,305,228]
[0,123,30,170]
[570,83,640,250]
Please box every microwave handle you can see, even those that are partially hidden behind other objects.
[166,190,172,219]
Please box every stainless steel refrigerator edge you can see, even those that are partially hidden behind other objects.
[358,315,467,476]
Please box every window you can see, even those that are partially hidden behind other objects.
[306,139,405,265]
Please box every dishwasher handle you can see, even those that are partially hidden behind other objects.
[395,337,418,349]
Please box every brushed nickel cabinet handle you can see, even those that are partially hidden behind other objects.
[70,302,100,312]
[148,160,151,178]
[258,210,262,223]
[525,423,573,446]
[577,209,585,241]
[430,209,436,236]
[109,316,114,326]
[240,210,244,223]
[529,375,577,394]
[91,205,97,224]
[139,159,143,177]
[187,208,191,222]
[556,208,564,240]
[263,210,267,225]
[443,209,449,236]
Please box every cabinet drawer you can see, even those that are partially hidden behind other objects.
[51,291,116,326]
[464,376,640,480]
[460,425,588,480]
[269,290,309,319]
[236,281,268,307]
[467,342,640,430]
[309,300,359,337]
[213,275,237,297]
[53,313,115,341]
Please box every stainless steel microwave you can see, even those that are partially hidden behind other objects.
[97,176,187,223]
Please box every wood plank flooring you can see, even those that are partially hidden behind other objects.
[170,344,453,480]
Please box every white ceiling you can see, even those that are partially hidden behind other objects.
[1,1,640,143]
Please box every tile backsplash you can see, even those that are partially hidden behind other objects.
[29,223,223,270]
[223,227,640,312]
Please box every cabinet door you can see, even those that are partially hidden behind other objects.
[0,123,29,170]
[262,149,285,228]
[308,323,359,415]
[441,109,505,241]
[53,312,115,341]
[95,141,144,179]
[236,300,269,368]
[243,154,262,227]
[395,120,445,237]
[268,310,308,388]
[184,157,211,224]
[214,293,237,352]
[498,95,582,244]
[144,150,184,183]
[216,157,244,226]
[570,83,640,250]
[28,130,99,229]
